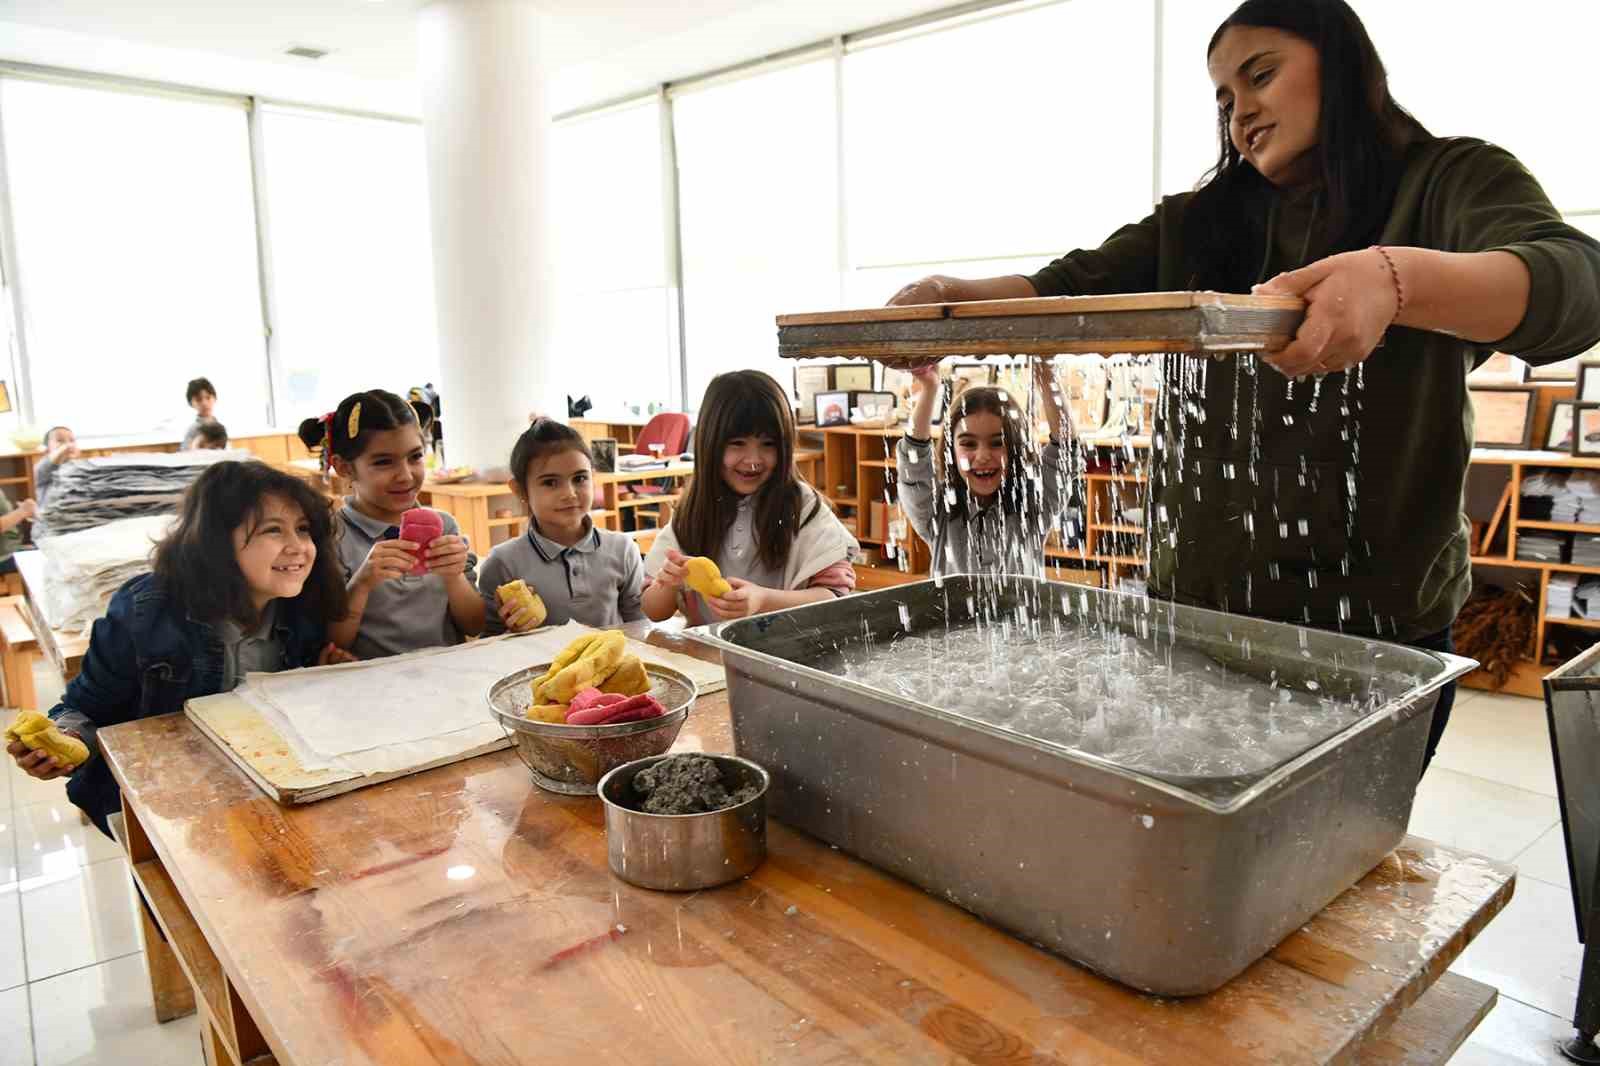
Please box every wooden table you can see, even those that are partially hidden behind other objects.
[12,549,88,690]
[98,628,1513,1066]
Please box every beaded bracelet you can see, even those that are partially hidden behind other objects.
[1371,245,1406,321]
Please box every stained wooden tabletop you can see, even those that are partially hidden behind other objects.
[99,627,1514,1066]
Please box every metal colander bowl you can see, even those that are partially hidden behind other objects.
[485,661,697,795]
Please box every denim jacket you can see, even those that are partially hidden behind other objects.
[49,573,327,835]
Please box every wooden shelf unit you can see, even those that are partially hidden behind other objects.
[802,424,929,574]
[1464,447,1600,697]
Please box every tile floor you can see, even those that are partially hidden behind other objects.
[0,669,1588,1063]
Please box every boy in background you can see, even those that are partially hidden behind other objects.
[34,426,77,504]
[182,377,218,449]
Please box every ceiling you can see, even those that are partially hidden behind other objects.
[0,0,962,113]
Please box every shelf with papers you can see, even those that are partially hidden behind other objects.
[1548,616,1600,630]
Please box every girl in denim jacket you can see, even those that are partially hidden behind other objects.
[5,462,352,836]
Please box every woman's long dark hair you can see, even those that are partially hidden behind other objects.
[152,461,348,628]
[937,386,1037,524]
[675,370,817,572]
[1183,0,1429,289]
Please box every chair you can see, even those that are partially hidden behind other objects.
[621,413,691,529]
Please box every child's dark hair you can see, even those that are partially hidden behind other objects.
[297,390,424,469]
[186,377,216,404]
[195,422,229,448]
[937,386,1038,523]
[509,418,590,486]
[675,370,817,572]
[151,461,348,628]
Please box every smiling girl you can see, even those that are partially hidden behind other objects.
[897,360,1071,579]
[477,418,645,632]
[298,390,485,658]
[5,462,351,836]
[642,370,859,623]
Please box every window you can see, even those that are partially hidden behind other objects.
[547,98,676,414]
[1,77,268,436]
[674,58,841,409]
[846,1,1156,275]
[258,105,440,423]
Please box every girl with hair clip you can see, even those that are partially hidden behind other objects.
[642,370,859,624]
[896,360,1072,579]
[6,462,352,837]
[885,0,1600,771]
[477,418,645,633]
[297,390,484,658]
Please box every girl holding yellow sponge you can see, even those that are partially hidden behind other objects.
[495,579,547,630]
[477,419,645,633]
[643,371,859,624]
[5,710,90,768]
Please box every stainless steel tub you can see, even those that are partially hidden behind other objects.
[687,576,1475,996]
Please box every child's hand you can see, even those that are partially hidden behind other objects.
[910,364,941,392]
[653,550,690,590]
[498,596,543,633]
[355,539,418,590]
[15,499,37,521]
[424,534,471,578]
[316,642,357,667]
[7,736,76,780]
[705,578,766,621]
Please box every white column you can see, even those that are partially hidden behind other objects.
[417,0,551,472]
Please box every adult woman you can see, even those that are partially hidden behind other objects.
[891,0,1600,766]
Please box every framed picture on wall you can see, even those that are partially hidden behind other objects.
[814,391,850,427]
[833,363,874,392]
[1531,354,1585,383]
[1576,404,1600,457]
[1468,352,1527,384]
[793,365,832,424]
[1468,385,1537,449]
[589,437,618,473]
[1547,401,1577,452]
[1579,362,1600,403]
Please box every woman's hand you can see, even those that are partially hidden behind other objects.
[653,550,690,591]
[1253,249,1400,378]
[705,578,767,621]
[15,499,37,521]
[8,737,76,780]
[354,539,417,591]
[424,534,471,579]
[888,275,964,307]
[498,596,542,633]
[316,642,357,667]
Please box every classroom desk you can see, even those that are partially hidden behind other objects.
[0,429,309,505]
[98,625,1512,1066]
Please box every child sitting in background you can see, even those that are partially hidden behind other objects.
[477,419,644,633]
[182,377,219,449]
[298,390,484,658]
[0,491,36,573]
[34,425,78,503]
[191,422,229,450]
[642,370,858,623]
[5,462,352,836]
[897,360,1071,578]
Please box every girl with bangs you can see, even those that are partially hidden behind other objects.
[642,370,859,624]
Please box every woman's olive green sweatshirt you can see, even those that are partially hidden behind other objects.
[1027,137,1600,641]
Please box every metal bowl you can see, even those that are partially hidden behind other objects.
[598,753,769,891]
[485,661,697,795]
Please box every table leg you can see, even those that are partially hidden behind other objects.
[2,647,36,710]
[603,482,619,532]
[124,804,196,1023]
